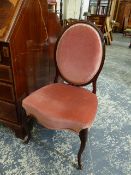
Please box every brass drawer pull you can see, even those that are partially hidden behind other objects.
[2,47,10,58]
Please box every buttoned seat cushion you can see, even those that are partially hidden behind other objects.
[22,83,98,133]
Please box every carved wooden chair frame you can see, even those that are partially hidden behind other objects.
[22,21,105,170]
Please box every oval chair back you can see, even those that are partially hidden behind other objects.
[56,22,105,86]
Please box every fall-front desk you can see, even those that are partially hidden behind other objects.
[0,0,52,138]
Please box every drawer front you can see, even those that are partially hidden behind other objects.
[0,83,15,102]
[0,100,17,122]
[0,65,12,82]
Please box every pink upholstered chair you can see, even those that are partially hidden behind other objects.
[47,0,57,13]
[22,21,105,169]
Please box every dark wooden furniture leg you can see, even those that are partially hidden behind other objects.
[78,128,88,169]
[129,38,131,48]
[22,108,31,143]
[60,0,63,25]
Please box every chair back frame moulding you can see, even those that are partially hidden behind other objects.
[54,21,105,94]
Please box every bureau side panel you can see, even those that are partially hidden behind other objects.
[10,0,49,100]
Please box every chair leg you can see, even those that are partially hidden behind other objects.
[22,108,31,143]
[110,31,113,41]
[78,128,88,170]
[129,39,131,48]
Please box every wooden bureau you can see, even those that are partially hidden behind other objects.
[0,0,61,138]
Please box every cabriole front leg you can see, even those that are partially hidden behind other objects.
[78,128,88,169]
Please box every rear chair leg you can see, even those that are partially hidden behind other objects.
[78,128,88,169]
[22,108,31,143]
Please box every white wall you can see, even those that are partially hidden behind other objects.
[82,0,90,19]
[56,0,90,20]
[64,0,81,19]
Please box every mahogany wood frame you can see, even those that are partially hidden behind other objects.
[54,21,105,169]
[23,21,105,170]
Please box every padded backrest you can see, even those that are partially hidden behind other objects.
[56,22,103,85]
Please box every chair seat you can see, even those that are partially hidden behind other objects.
[22,83,98,132]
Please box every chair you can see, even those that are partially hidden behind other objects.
[87,15,106,33]
[63,18,79,27]
[22,21,105,169]
[47,0,57,13]
[104,16,113,45]
[123,17,131,36]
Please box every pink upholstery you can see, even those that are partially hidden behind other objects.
[22,83,98,133]
[56,23,103,85]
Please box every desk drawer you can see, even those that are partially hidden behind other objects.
[0,100,17,122]
[0,65,12,82]
[0,83,15,102]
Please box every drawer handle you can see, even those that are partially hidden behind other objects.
[2,47,9,58]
